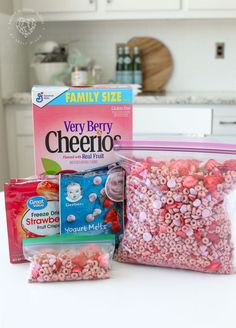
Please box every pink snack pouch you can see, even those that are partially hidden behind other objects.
[115,140,236,274]
[32,85,133,175]
[4,177,60,263]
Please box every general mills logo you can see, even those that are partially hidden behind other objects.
[36,92,43,103]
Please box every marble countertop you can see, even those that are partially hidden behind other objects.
[3,91,236,106]
[135,91,236,105]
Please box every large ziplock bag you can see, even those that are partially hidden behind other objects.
[23,234,115,282]
[114,140,236,274]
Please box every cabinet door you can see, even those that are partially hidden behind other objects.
[21,0,96,13]
[133,105,212,136]
[105,0,181,12]
[16,136,35,178]
[188,0,236,10]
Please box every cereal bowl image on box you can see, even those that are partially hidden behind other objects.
[60,164,125,242]
[32,85,133,175]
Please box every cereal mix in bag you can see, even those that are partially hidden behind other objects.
[23,234,115,282]
[4,177,59,263]
[32,85,133,175]
[60,164,125,242]
[115,140,236,274]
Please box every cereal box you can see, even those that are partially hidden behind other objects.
[32,85,133,175]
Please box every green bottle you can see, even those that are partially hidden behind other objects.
[133,46,142,86]
[116,47,124,84]
[123,46,133,84]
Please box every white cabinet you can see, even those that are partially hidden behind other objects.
[188,0,236,10]
[213,107,236,136]
[5,105,34,179]
[16,136,35,177]
[21,0,96,13]
[14,0,236,20]
[134,105,212,136]
[105,0,181,12]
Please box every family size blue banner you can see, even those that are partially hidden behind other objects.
[52,89,132,105]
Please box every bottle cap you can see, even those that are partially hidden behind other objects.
[134,46,139,54]
[124,46,130,54]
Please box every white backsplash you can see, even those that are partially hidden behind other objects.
[28,19,236,92]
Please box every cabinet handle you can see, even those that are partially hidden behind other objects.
[107,0,112,3]
[89,0,94,4]
[219,121,236,125]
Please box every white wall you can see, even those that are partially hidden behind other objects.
[0,0,12,15]
[0,9,29,188]
[0,14,29,98]
[29,19,236,92]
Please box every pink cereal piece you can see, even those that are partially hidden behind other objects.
[58,273,65,281]
[43,275,51,282]
[143,232,152,242]
[71,273,79,280]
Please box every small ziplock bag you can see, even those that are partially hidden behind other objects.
[114,140,236,274]
[23,234,115,282]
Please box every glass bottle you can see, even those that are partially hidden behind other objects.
[116,47,124,84]
[133,46,142,86]
[123,46,133,84]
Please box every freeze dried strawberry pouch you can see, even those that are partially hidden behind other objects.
[114,140,236,274]
[4,177,60,263]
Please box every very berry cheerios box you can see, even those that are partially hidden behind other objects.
[32,85,133,175]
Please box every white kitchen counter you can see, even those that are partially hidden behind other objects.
[1,191,236,328]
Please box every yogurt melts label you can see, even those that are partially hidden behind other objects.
[32,85,133,175]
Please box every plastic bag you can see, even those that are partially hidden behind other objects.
[23,234,115,282]
[114,140,236,274]
[60,164,125,242]
[4,176,59,264]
